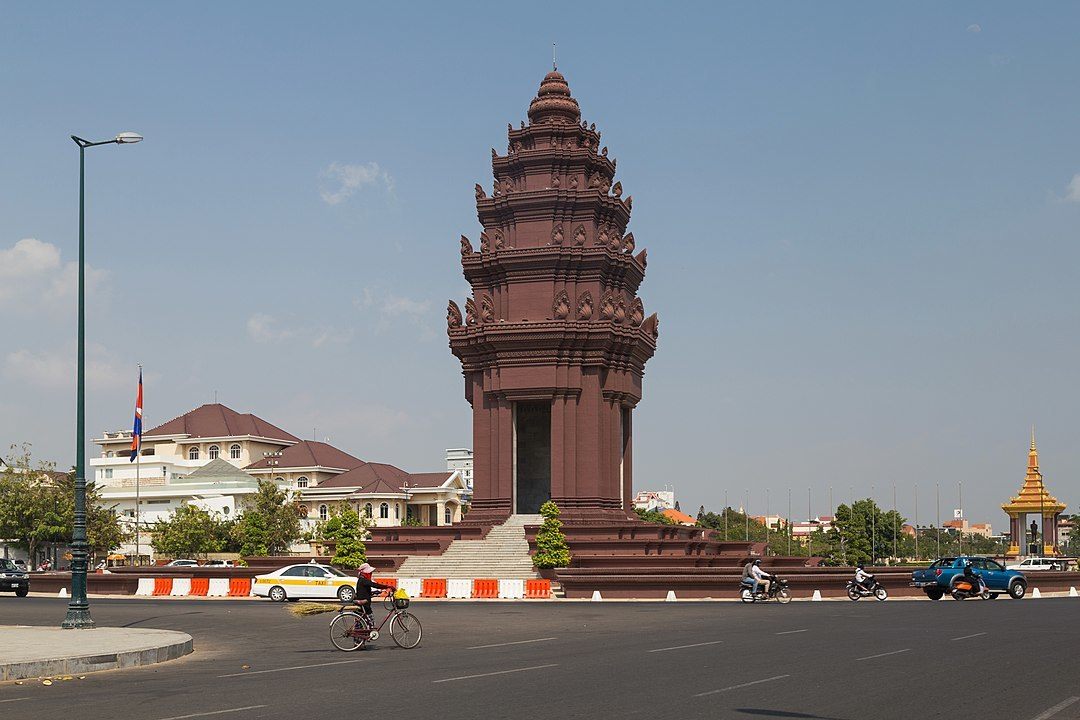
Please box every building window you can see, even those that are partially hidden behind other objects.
[230,444,241,460]
[222,507,230,516]
[379,503,389,519]
[395,503,400,520]
[364,503,373,517]
[188,447,199,461]
[297,477,309,489]
[445,506,452,524]
[208,445,220,460]
[106,451,114,458]
[319,505,328,521]
[104,468,113,479]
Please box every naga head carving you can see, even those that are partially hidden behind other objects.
[552,290,570,320]
[577,291,593,321]
[447,300,463,329]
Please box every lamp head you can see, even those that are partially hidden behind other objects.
[115,132,143,144]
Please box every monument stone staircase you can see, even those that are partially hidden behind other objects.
[393,514,540,579]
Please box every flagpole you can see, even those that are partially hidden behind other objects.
[135,364,141,566]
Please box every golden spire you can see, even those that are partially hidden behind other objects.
[1028,424,1038,471]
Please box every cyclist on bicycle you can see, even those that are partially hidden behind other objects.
[354,563,392,627]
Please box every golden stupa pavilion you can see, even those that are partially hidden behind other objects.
[1002,430,1067,557]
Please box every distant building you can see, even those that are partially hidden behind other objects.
[91,403,466,559]
[943,518,993,539]
[633,490,675,512]
[661,508,697,526]
[790,516,835,541]
[446,448,473,496]
[752,515,788,531]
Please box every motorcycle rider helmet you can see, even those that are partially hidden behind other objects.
[857,562,865,570]
[753,559,761,566]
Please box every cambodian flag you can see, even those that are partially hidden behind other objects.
[129,368,143,462]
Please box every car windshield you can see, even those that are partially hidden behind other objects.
[930,558,956,568]
[320,566,348,577]
[0,559,15,571]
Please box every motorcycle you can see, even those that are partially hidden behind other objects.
[846,577,888,602]
[740,576,791,604]
[951,576,991,601]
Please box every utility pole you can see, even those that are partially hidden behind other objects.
[787,488,792,555]
[724,489,728,540]
[871,484,876,565]
[914,484,919,561]
[807,487,812,559]
[892,483,898,562]
[744,489,749,542]
[958,481,964,556]
[936,481,941,558]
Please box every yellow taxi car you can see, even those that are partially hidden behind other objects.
[253,561,357,602]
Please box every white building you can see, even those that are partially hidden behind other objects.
[633,490,675,512]
[91,403,467,560]
[446,448,473,496]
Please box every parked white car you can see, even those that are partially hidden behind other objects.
[1006,557,1068,571]
[252,562,356,602]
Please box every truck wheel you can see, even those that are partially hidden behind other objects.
[925,587,944,601]
[15,586,28,597]
[1008,580,1026,599]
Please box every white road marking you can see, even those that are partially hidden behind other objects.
[856,648,911,661]
[0,698,29,704]
[695,675,790,697]
[776,629,809,635]
[950,632,988,641]
[433,663,559,683]
[648,640,724,653]
[217,659,366,677]
[154,706,267,720]
[1031,697,1080,720]
[468,637,557,649]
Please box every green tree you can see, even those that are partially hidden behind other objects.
[150,504,227,558]
[234,481,302,556]
[634,507,675,524]
[696,507,792,556]
[532,500,571,569]
[330,509,367,569]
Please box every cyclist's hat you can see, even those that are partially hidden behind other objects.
[357,563,376,576]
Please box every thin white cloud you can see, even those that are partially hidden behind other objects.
[3,344,126,391]
[319,161,394,205]
[246,313,295,343]
[966,23,981,33]
[1064,174,1080,203]
[355,287,435,340]
[0,237,108,311]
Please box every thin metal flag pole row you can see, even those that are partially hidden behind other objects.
[871,484,876,565]
[63,131,142,630]
[807,487,812,559]
[787,488,791,555]
[914,483,919,561]
[935,481,941,558]
[892,483,897,562]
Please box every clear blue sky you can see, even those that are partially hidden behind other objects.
[2,2,1079,526]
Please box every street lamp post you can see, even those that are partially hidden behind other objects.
[63,132,142,630]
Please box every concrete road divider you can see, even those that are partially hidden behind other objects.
[447,578,471,598]
[153,578,173,596]
[1071,587,1078,597]
[591,590,603,601]
[170,578,191,597]
[472,578,499,598]
[421,578,447,598]
[135,577,154,596]
[207,578,230,597]
[811,590,823,601]
[1031,587,1042,599]
[58,588,68,598]
[524,579,551,599]
[190,577,209,596]
[397,578,421,598]
[666,590,677,602]
[499,579,525,599]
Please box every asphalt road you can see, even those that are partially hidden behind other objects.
[1,596,1078,720]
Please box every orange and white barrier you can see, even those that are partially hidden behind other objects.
[524,579,551,599]
[207,578,230,597]
[135,577,154,596]
[472,578,499,598]
[170,578,191,597]
[397,578,422,598]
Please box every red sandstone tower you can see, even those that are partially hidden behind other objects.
[447,71,658,523]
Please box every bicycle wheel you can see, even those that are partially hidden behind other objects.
[390,611,422,649]
[329,612,367,651]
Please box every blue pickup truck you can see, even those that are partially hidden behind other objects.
[911,556,1027,600]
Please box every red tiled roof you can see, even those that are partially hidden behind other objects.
[245,440,363,471]
[316,462,410,493]
[661,508,697,525]
[146,403,299,442]
[406,472,454,488]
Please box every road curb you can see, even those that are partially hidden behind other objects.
[0,627,194,682]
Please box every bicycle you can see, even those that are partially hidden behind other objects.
[329,588,422,651]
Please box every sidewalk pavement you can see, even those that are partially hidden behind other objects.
[0,626,193,682]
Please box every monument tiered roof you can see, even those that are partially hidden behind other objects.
[1002,432,1066,514]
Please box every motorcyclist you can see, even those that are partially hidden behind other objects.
[961,561,986,596]
[853,562,874,592]
[354,562,392,627]
[747,559,772,596]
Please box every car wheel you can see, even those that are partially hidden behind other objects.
[268,585,287,602]
[926,588,944,601]
[15,586,28,597]
[337,585,356,603]
[1008,580,1026,599]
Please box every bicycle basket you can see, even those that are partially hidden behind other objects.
[393,596,410,609]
